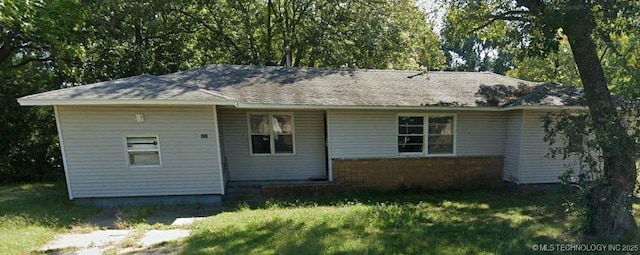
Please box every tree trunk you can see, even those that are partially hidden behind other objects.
[265,0,274,65]
[562,1,637,239]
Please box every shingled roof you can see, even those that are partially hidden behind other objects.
[18,74,234,105]
[19,64,585,109]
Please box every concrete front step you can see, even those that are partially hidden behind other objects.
[223,185,264,203]
[223,180,334,202]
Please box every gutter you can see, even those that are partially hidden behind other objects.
[232,103,588,111]
[17,98,588,111]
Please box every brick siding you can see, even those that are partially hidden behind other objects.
[332,156,504,190]
[261,156,504,199]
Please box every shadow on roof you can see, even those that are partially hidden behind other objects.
[64,74,222,100]
[162,65,355,89]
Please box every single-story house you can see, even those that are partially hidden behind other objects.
[18,64,584,204]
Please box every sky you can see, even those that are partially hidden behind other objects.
[416,0,446,33]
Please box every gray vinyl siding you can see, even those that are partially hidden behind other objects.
[456,111,506,156]
[328,111,397,158]
[328,110,506,158]
[57,106,223,198]
[518,110,573,183]
[219,109,327,181]
[503,111,523,182]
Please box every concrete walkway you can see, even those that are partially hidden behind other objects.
[40,206,222,254]
[41,228,192,254]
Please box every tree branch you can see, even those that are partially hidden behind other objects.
[10,57,54,68]
[0,26,21,64]
[176,8,242,53]
[471,10,530,33]
[598,44,608,63]
[0,43,14,64]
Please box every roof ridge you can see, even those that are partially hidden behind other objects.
[483,72,543,85]
[193,64,522,75]
[22,64,581,108]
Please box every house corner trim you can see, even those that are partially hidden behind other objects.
[54,106,74,200]
[213,105,225,195]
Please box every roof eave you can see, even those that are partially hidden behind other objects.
[501,105,588,111]
[17,99,589,111]
[234,103,588,111]
[233,103,504,111]
[17,98,238,106]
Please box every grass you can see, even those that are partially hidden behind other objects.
[0,183,178,255]
[115,206,161,229]
[183,189,640,255]
[1,181,639,254]
[0,182,97,255]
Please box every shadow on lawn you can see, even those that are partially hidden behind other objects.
[186,219,350,254]
[183,189,574,255]
[0,182,98,230]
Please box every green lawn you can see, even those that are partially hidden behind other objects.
[1,182,639,255]
[0,182,97,255]
[184,190,640,255]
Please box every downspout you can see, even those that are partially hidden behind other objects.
[517,110,526,184]
[326,110,333,182]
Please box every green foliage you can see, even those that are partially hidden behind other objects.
[441,0,535,74]
[543,105,640,229]
[183,0,446,69]
[0,0,447,182]
[602,31,640,97]
[441,0,639,238]
[71,1,204,81]
[507,39,582,86]
[442,0,640,100]
[542,111,599,223]
[0,0,83,182]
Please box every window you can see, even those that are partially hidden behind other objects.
[398,115,455,155]
[398,116,424,153]
[428,116,454,154]
[249,113,294,155]
[126,136,161,167]
[567,115,586,153]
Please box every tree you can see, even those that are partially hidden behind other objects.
[181,0,446,69]
[507,39,581,86]
[0,0,85,181]
[442,0,638,239]
[1,0,450,182]
[69,0,205,82]
[441,1,522,74]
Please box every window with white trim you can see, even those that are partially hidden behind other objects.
[398,115,455,155]
[248,113,294,155]
[427,116,454,154]
[398,116,425,153]
[126,136,161,167]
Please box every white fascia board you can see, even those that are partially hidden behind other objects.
[17,98,238,106]
[19,99,587,111]
[502,105,588,111]
[234,103,504,111]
